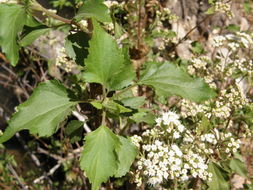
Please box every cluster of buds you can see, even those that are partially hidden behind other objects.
[55,47,76,73]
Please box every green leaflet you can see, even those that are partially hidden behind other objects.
[114,136,137,177]
[80,125,121,190]
[83,20,135,91]
[0,80,77,143]
[139,62,216,103]
[208,162,230,190]
[0,4,27,66]
[75,0,111,22]
[80,126,137,190]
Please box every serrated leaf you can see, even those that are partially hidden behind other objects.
[208,162,230,190]
[0,4,27,65]
[80,125,121,190]
[20,26,51,47]
[229,158,247,178]
[83,20,134,91]
[139,62,216,103]
[0,80,77,143]
[65,120,84,143]
[75,0,111,22]
[114,136,137,177]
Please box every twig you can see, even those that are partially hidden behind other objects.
[73,106,92,133]
[15,133,41,167]
[7,164,28,190]
[34,147,83,184]
[137,0,142,49]
[170,14,213,52]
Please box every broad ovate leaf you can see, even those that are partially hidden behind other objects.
[0,80,77,143]
[83,20,134,91]
[208,162,230,190]
[75,0,111,22]
[20,26,51,47]
[80,125,121,190]
[139,62,216,103]
[114,136,137,177]
[0,4,27,66]
[229,158,247,178]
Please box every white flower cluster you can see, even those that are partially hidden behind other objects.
[214,2,233,18]
[134,138,212,186]
[223,134,241,154]
[131,112,214,187]
[104,0,125,8]
[55,47,76,73]
[180,99,210,118]
[213,32,253,50]
[131,135,142,148]
[155,111,185,139]
[0,0,16,3]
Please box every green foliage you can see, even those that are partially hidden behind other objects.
[208,162,230,190]
[19,26,51,47]
[114,136,137,177]
[65,120,84,143]
[226,24,240,32]
[191,41,205,55]
[139,62,216,103]
[65,31,90,65]
[243,1,252,13]
[0,4,27,65]
[0,80,77,143]
[80,126,137,190]
[229,158,247,178]
[80,125,121,190]
[83,20,135,91]
[75,0,111,22]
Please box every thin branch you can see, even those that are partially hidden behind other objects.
[7,164,28,190]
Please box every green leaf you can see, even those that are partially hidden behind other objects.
[0,4,27,66]
[226,24,240,32]
[208,162,230,190]
[191,41,205,55]
[19,26,51,47]
[83,20,134,91]
[205,6,215,14]
[114,136,137,177]
[130,109,155,125]
[80,125,121,190]
[229,158,247,178]
[65,31,90,66]
[119,96,145,109]
[103,99,132,114]
[139,62,216,103]
[65,120,84,143]
[75,0,111,22]
[197,115,211,134]
[0,80,77,143]
[90,101,103,110]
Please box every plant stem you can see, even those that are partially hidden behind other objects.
[30,0,71,24]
